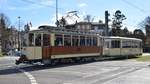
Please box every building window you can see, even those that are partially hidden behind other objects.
[77,25,80,29]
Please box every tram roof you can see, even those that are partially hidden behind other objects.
[104,36,142,41]
[28,25,102,36]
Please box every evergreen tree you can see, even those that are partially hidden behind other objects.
[111,10,126,36]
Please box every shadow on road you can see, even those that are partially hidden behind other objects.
[0,61,96,75]
[0,56,140,75]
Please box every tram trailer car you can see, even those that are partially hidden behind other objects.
[16,26,103,65]
[103,36,142,57]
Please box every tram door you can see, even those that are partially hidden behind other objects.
[25,33,42,60]
[42,34,51,60]
[103,39,110,56]
[109,40,121,56]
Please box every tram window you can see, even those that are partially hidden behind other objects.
[131,41,137,48]
[80,36,85,46]
[131,41,134,48]
[43,34,50,46]
[64,35,71,46]
[135,41,141,48]
[138,41,141,48]
[93,37,97,46]
[140,42,142,48]
[122,41,131,48]
[111,40,120,48]
[105,41,109,48]
[99,38,103,46]
[55,35,63,46]
[87,37,92,46]
[133,41,138,48]
[72,36,79,46]
[35,34,41,46]
[29,33,34,46]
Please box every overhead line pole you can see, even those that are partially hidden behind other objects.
[56,0,58,27]
[105,11,110,36]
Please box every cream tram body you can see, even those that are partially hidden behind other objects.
[16,26,143,65]
[103,36,142,56]
[18,26,103,64]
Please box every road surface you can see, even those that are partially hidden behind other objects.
[0,56,150,84]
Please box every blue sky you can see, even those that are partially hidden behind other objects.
[0,0,150,31]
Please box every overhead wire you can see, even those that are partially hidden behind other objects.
[20,0,64,10]
[121,0,150,13]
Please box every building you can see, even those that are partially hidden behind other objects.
[91,22,105,35]
[65,21,105,35]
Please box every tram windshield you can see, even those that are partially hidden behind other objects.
[28,33,50,46]
[29,33,34,46]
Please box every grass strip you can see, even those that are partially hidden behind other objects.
[134,55,150,62]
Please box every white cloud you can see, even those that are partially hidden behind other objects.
[78,3,87,8]
[2,0,54,11]
[39,0,53,6]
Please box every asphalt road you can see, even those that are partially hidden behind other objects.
[0,56,150,84]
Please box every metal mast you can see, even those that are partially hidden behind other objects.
[18,16,21,51]
[56,0,58,27]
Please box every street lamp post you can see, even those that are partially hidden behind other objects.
[18,16,21,52]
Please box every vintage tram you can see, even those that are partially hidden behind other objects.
[16,25,143,65]
[16,25,103,65]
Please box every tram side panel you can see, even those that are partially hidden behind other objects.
[42,46,51,60]
[103,39,110,56]
[103,39,121,56]
[40,34,103,62]
[103,37,143,57]
[24,47,42,60]
[49,46,101,59]
[121,40,142,56]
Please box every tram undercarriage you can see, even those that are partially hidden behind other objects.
[15,55,102,65]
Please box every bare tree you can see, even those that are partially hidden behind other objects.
[138,16,150,36]
[84,14,94,22]
[133,29,145,46]
[0,13,11,53]
[24,23,30,33]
